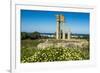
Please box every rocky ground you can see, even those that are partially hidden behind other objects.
[37,39,89,49]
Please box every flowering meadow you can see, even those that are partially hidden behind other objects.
[21,39,89,63]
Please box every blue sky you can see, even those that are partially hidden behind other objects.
[21,9,90,34]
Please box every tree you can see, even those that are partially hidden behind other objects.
[21,32,28,40]
[30,32,40,39]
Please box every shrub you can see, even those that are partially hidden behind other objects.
[21,47,89,63]
[21,32,29,40]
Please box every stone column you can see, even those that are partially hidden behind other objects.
[56,15,60,39]
[62,22,65,40]
[68,29,71,40]
[56,22,60,39]
[60,15,65,40]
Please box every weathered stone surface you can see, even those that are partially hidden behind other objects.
[37,39,89,49]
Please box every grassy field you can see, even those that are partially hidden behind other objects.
[21,39,89,63]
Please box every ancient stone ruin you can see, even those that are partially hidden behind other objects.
[37,14,88,49]
[37,39,89,49]
[56,14,71,40]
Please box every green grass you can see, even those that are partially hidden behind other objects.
[21,39,44,48]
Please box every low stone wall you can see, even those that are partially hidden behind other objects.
[37,39,89,49]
